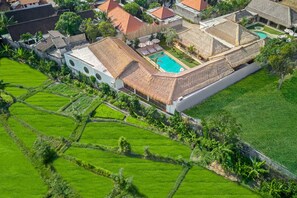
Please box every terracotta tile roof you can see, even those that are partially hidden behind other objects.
[181,0,208,11]
[98,0,119,12]
[107,6,144,34]
[151,6,175,20]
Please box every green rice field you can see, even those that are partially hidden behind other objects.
[0,58,260,197]
[0,123,47,197]
[94,103,125,120]
[80,122,191,158]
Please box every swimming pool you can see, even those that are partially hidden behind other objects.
[255,31,268,39]
[149,52,185,74]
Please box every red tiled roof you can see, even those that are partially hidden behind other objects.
[181,0,208,11]
[108,6,144,34]
[98,0,119,12]
[151,6,175,20]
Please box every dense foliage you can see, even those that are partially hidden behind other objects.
[55,12,82,36]
[256,38,297,89]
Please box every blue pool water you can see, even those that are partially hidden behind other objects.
[255,31,268,39]
[149,52,184,74]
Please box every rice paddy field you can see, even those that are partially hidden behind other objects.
[185,70,297,175]
[0,58,260,197]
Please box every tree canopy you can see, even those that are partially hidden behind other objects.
[256,38,297,89]
[123,2,141,16]
[53,0,90,11]
[55,12,82,36]
[98,21,117,37]
[164,28,178,46]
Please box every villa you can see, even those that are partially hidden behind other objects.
[98,0,144,35]
[65,29,264,113]
[246,0,297,29]
[147,6,183,29]
[174,0,208,23]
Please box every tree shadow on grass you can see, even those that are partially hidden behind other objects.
[281,76,297,104]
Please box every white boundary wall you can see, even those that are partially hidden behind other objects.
[175,63,261,112]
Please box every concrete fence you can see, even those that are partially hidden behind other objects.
[176,63,261,112]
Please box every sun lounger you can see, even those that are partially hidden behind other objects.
[153,45,163,51]
[147,47,156,54]
[140,48,150,56]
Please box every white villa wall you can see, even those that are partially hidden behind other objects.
[174,3,201,24]
[65,53,124,89]
[175,63,261,112]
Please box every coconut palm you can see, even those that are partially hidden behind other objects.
[0,44,12,57]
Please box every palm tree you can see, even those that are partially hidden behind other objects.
[13,48,28,61]
[210,143,234,167]
[0,13,15,34]
[187,45,196,55]
[246,159,268,180]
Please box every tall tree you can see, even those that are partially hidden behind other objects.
[55,12,82,36]
[123,2,141,16]
[256,39,297,89]
[98,21,116,37]
[164,28,178,46]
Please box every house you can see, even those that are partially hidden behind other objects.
[98,0,144,35]
[5,4,55,23]
[35,30,87,60]
[147,6,183,29]
[6,7,94,41]
[174,0,208,23]
[246,0,297,29]
[65,36,264,113]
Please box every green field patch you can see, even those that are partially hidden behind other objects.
[0,58,47,88]
[46,83,80,97]
[81,122,191,158]
[25,92,70,111]
[5,86,28,97]
[54,158,113,198]
[125,116,149,127]
[185,70,297,174]
[7,117,37,149]
[10,103,76,138]
[0,123,47,197]
[174,167,259,197]
[64,95,95,114]
[94,104,125,120]
[66,148,182,198]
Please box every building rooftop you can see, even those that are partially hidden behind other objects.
[181,0,207,11]
[107,6,144,34]
[151,6,175,20]
[19,0,39,5]
[98,0,119,12]
[246,0,297,28]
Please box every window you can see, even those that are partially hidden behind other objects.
[83,67,89,74]
[95,73,102,80]
[69,59,75,67]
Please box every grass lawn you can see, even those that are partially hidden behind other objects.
[5,86,28,97]
[10,103,77,138]
[7,117,37,149]
[160,42,199,68]
[0,58,47,88]
[64,95,95,114]
[45,83,80,97]
[94,104,125,120]
[247,23,283,35]
[54,158,113,198]
[0,123,47,197]
[174,167,259,198]
[65,148,182,198]
[185,70,297,174]
[25,92,70,111]
[80,122,191,158]
[125,116,149,127]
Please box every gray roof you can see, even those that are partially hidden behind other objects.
[35,37,54,52]
[65,33,87,45]
[246,0,297,28]
[52,37,67,49]
[48,30,65,38]
[225,9,254,23]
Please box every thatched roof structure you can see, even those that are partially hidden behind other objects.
[246,0,297,28]
[205,20,259,46]
[225,9,254,23]
[178,28,230,60]
[80,37,262,105]
[210,39,265,68]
